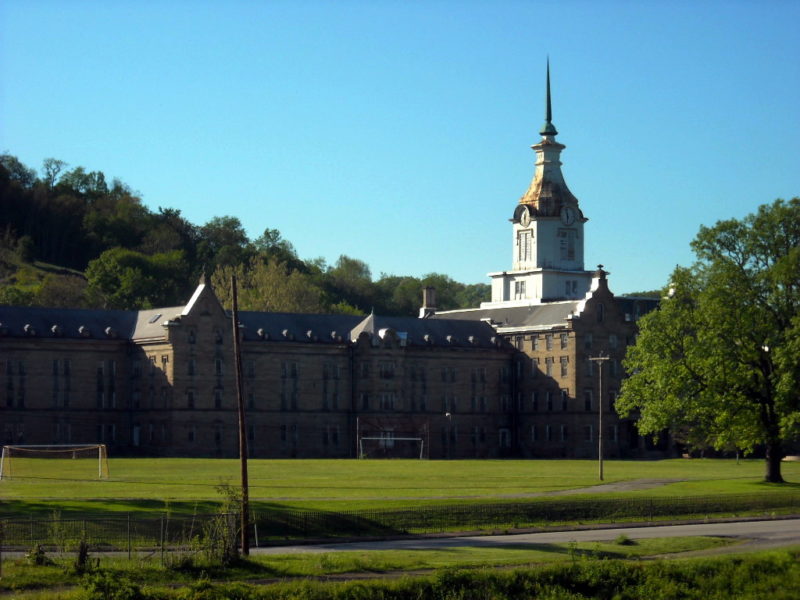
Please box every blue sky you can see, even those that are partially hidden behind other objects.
[2,0,798,294]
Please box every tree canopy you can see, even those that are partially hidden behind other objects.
[617,198,800,482]
[0,153,489,315]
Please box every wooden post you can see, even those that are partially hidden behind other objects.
[231,275,250,556]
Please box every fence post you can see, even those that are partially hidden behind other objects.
[159,515,165,566]
[127,513,131,560]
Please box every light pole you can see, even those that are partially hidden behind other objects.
[589,353,610,481]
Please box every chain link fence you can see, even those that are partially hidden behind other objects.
[1,492,799,552]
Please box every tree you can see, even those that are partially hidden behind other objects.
[617,198,800,483]
[211,257,328,314]
[85,247,189,309]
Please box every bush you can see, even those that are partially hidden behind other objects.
[81,570,144,600]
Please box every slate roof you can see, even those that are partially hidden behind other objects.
[237,311,505,349]
[0,305,139,340]
[433,301,581,331]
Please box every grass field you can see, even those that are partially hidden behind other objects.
[1,457,799,516]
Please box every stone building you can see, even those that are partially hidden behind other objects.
[0,66,669,459]
[0,279,515,459]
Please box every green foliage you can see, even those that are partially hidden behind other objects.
[1,153,490,314]
[619,198,800,482]
[25,544,54,566]
[211,258,328,314]
[81,570,144,600]
[85,247,190,309]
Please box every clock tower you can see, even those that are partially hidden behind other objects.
[485,61,594,307]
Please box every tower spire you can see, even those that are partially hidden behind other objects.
[540,58,558,137]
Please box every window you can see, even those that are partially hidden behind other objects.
[514,280,527,300]
[546,425,553,442]
[584,333,593,350]
[214,388,223,409]
[586,357,594,377]
[531,357,539,378]
[560,356,568,377]
[530,424,538,442]
[361,392,369,410]
[560,333,569,349]
[597,303,605,323]
[188,426,196,443]
[546,334,553,350]
[558,229,576,261]
[531,391,539,411]
[584,425,593,442]
[517,230,532,262]
[560,389,568,411]
[560,425,568,441]
[187,390,195,409]
[610,359,619,377]
[584,390,593,412]
[214,358,223,376]
[545,357,553,376]
[360,362,370,378]
[546,391,553,411]
[609,334,618,349]
[515,335,524,350]
[380,392,395,410]
[161,355,169,370]
[379,361,395,379]
[610,425,619,442]
[499,428,511,448]
[609,390,618,413]
[532,336,540,351]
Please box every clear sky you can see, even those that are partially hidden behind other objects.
[2,0,798,295]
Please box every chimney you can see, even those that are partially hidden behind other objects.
[590,264,610,293]
[419,286,437,318]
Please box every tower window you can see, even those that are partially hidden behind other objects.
[558,229,576,261]
[517,230,532,262]
[514,280,526,300]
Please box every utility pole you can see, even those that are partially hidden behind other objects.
[231,275,250,555]
[589,353,610,481]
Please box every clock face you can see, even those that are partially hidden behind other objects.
[561,206,576,225]
[520,207,531,227]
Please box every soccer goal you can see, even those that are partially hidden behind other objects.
[0,444,110,481]
[358,436,425,459]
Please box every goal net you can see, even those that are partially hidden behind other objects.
[0,444,109,481]
[358,436,425,459]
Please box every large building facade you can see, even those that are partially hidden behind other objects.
[0,68,668,460]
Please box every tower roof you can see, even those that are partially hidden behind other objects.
[517,60,580,216]
[539,58,558,136]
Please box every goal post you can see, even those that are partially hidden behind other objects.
[358,436,425,459]
[0,444,109,481]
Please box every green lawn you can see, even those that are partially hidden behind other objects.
[1,457,798,516]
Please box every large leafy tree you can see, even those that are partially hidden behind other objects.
[211,257,329,314]
[617,198,800,483]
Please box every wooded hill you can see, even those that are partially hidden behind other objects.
[0,154,489,315]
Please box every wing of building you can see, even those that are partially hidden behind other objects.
[0,63,667,459]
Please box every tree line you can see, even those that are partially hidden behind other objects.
[0,154,489,314]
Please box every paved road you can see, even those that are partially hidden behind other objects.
[254,518,800,556]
